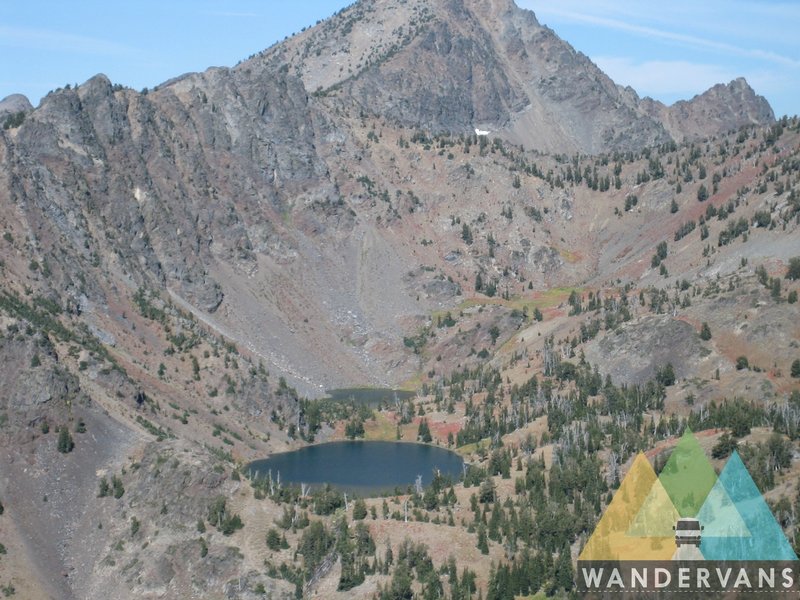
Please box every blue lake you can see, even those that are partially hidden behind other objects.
[324,388,414,406]
[247,440,464,496]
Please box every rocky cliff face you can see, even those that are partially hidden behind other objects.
[642,78,775,142]
[0,0,778,424]
[0,0,779,423]
[246,0,772,154]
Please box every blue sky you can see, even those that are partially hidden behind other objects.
[1,1,797,117]
[523,0,799,117]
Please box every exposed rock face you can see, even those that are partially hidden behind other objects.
[255,0,771,154]
[642,78,775,142]
[0,0,776,393]
[584,315,707,386]
[0,334,79,442]
[0,93,33,117]
[340,0,530,134]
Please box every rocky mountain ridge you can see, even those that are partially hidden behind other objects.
[0,0,776,394]
[0,1,795,599]
[238,0,773,154]
[3,0,775,155]
[641,77,775,143]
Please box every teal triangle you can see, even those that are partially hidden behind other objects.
[700,451,797,560]
[696,477,751,537]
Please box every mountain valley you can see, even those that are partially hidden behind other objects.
[0,1,798,598]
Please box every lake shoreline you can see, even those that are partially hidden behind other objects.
[246,440,465,497]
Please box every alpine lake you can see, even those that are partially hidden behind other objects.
[247,389,464,496]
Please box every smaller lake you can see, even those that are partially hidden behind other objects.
[247,441,464,496]
[324,388,414,406]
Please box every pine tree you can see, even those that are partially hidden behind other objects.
[112,475,125,499]
[656,363,676,386]
[791,359,800,379]
[417,419,432,443]
[787,257,800,280]
[712,432,738,459]
[266,528,282,551]
[477,523,489,554]
[461,223,473,245]
[57,427,74,453]
[554,546,574,591]
[423,486,438,511]
[352,498,368,520]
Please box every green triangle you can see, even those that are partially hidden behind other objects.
[626,477,681,537]
[657,429,717,517]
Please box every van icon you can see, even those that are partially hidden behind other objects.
[672,517,705,560]
[673,517,703,546]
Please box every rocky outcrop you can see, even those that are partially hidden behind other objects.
[642,78,775,142]
[0,0,776,397]
[584,315,707,386]
[0,333,80,442]
[0,93,32,116]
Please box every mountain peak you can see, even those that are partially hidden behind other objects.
[703,77,764,102]
[244,0,771,154]
[642,77,774,142]
[247,0,664,153]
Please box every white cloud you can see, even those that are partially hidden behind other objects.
[0,26,132,55]
[527,7,800,68]
[520,0,799,116]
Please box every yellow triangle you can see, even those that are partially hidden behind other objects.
[579,453,675,560]
[627,478,681,541]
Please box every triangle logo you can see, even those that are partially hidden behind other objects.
[626,477,681,540]
[695,475,751,538]
[700,451,797,561]
[657,429,717,517]
[579,453,674,561]
[579,432,798,563]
